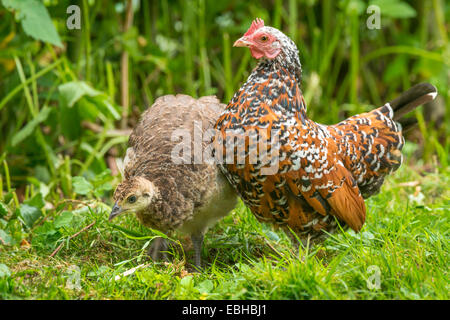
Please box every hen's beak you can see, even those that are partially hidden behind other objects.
[233,36,252,47]
[109,201,123,221]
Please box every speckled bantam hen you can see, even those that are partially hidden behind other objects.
[110,95,236,268]
[214,18,438,245]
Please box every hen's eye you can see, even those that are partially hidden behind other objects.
[261,36,268,42]
[127,195,137,203]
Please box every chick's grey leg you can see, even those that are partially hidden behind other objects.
[147,237,169,261]
[191,234,204,269]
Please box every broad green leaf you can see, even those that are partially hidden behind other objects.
[0,264,11,277]
[180,275,193,287]
[72,176,93,195]
[59,81,103,108]
[32,221,61,250]
[383,55,407,83]
[34,165,51,184]
[340,0,365,15]
[87,266,109,277]
[58,81,120,120]
[59,100,82,140]
[27,177,51,199]
[370,0,416,18]
[93,170,114,197]
[78,98,100,121]
[1,0,63,47]
[0,229,13,245]
[54,211,74,229]
[109,223,147,238]
[94,183,113,198]
[0,202,8,217]
[18,204,42,228]
[24,192,45,209]
[87,96,120,120]
[142,54,169,72]
[92,170,113,187]
[196,279,214,293]
[80,142,95,154]
[100,98,120,120]
[38,183,50,199]
[11,106,52,147]
[264,230,280,242]
[1,192,14,204]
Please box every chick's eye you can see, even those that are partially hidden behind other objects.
[127,195,137,203]
[261,36,268,42]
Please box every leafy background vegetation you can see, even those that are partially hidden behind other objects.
[0,0,448,299]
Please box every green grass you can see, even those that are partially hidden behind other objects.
[0,0,448,300]
[1,163,448,300]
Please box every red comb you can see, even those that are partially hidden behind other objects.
[244,18,265,36]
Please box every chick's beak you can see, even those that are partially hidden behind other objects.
[233,36,252,47]
[109,201,123,221]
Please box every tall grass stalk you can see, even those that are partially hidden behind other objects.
[14,57,55,175]
[2,160,11,193]
[82,0,91,82]
[142,0,152,39]
[272,0,282,29]
[362,46,446,65]
[288,0,298,43]
[26,53,39,112]
[198,0,212,95]
[182,1,195,96]
[14,57,36,117]
[349,11,359,105]
[0,59,63,111]
[432,0,448,43]
[223,32,232,102]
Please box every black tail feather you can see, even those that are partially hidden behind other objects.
[389,82,437,121]
[397,117,418,133]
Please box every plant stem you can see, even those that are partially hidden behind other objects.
[362,46,446,65]
[288,0,297,43]
[182,1,195,96]
[223,32,232,102]
[26,53,39,113]
[349,12,359,105]
[0,60,63,112]
[14,57,36,117]
[82,0,91,82]
[198,0,211,95]
[14,56,55,175]
[2,160,11,192]
[120,0,134,129]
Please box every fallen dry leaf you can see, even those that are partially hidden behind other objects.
[398,181,420,188]
[20,239,31,250]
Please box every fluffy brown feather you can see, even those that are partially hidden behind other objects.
[111,94,236,267]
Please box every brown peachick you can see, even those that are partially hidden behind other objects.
[110,94,236,268]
